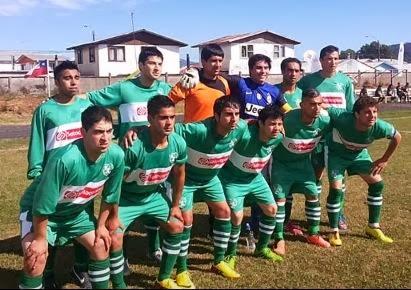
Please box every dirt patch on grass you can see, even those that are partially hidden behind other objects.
[0,95,45,124]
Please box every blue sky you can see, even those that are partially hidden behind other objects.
[0,0,409,61]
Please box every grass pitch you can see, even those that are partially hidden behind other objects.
[0,110,410,288]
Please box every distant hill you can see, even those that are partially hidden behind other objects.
[389,43,411,63]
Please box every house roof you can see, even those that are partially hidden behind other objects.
[16,54,71,64]
[67,29,188,50]
[192,30,300,47]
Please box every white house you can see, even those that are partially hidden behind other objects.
[193,30,300,74]
[67,29,187,77]
[337,59,376,73]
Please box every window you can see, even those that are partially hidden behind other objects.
[241,45,254,58]
[89,47,95,63]
[108,46,125,62]
[281,45,285,57]
[76,49,83,64]
[273,45,280,59]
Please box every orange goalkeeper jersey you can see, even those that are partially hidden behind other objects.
[169,71,230,123]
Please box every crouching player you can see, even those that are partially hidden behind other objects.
[326,96,401,246]
[219,105,285,270]
[19,106,125,289]
[109,95,187,289]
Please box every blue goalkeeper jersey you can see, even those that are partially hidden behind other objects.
[237,77,286,119]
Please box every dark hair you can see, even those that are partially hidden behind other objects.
[54,61,79,79]
[248,54,271,71]
[81,106,113,131]
[213,95,240,116]
[320,45,339,59]
[201,44,224,61]
[280,57,302,72]
[138,47,163,64]
[258,105,284,124]
[353,96,379,114]
[147,95,175,117]
[302,88,321,101]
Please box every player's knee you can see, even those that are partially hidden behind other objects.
[92,238,109,259]
[214,204,230,218]
[368,180,384,196]
[110,232,124,251]
[263,204,277,217]
[24,253,47,276]
[167,220,184,234]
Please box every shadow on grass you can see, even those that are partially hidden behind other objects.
[0,267,21,288]
[0,235,21,256]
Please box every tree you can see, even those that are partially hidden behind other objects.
[340,49,357,59]
[358,41,392,60]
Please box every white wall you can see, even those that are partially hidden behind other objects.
[0,63,13,71]
[76,44,181,77]
[228,41,295,74]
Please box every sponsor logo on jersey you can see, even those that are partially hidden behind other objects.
[229,150,270,173]
[55,128,82,141]
[125,166,172,185]
[245,103,264,117]
[282,136,322,154]
[46,122,83,151]
[119,102,148,123]
[319,92,346,108]
[59,179,107,204]
[102,163,114,176]
[332,128,369,151]
[187,147,233,169]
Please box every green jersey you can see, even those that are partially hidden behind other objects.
[327,107,396,159]
[27,97,93,179]
[174,118,247,183]
[32,140,125,221]
[87,78,172,140]
[273,109,331,162]
[220,123,283,182]
[121,128,187,199]
[298,71,355,110]
[275,83,302,109]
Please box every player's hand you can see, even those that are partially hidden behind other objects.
[26,239,48,270]
[106,216,124,234]
[371,158,388,175]
[95,226,111,251]
[169,206,183,223]
[122,128,138,149]
[179,68,199,89]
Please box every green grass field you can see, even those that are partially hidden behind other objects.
[0,111,410,288]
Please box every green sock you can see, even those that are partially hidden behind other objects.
[368,181,384,226]
[110,250,126,289]
[73,241,89,272]
[326,188,343,230]
[305,198,321,235]
[273,200,285,241]
[88,258,110,289]
[44,245,56,279]
[226,224,241,257]
[213,217,231,264]
[19,273,42,289]
[158,233,181,281]
[145,223,161,253]
[284,194,293,224]
[256,214,276,250]
[176,225,191,274]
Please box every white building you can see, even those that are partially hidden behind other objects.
[193,30,300,74]
[67,29,187,77]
